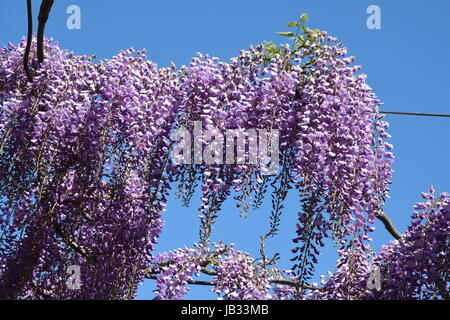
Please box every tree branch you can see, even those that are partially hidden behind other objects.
[376,210,403,240]
[37,0,54,64]
[146,275,216,287]
[270,279,318,291]
[146,266,320,291]
[24,0,33,82]
[200,267,217,276]
[51,221,94,262]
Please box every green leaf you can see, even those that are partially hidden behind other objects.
[286,21,299,27]
[296,35,305,46]
[276,32,295,37]
[299,13,309,24]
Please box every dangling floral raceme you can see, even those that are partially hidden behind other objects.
[150,243,277,300]
[311,188,449,300]
[151,245,205,300]
[0,38,173,299]
[212,245,273,300]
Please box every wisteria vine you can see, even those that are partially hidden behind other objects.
[0,15,447,300]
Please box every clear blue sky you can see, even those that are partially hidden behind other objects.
[1,0,449,300]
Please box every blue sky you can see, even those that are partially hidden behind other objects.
[1,0,449,300]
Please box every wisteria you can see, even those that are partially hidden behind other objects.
[310,188,450,300]
[0,16,447,300]
[212,245,273,300]
[150,243,294,300]
[0,39,174,299]
[151,245,205,300]
[151,189,449,300]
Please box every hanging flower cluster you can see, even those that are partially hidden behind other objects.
[151,243,278,300]
[212,245,273,300]
[151,245,205,300]
[0,39,175,299]
[310,188,449,300]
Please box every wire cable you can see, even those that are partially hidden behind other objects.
[380,111,450,118]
